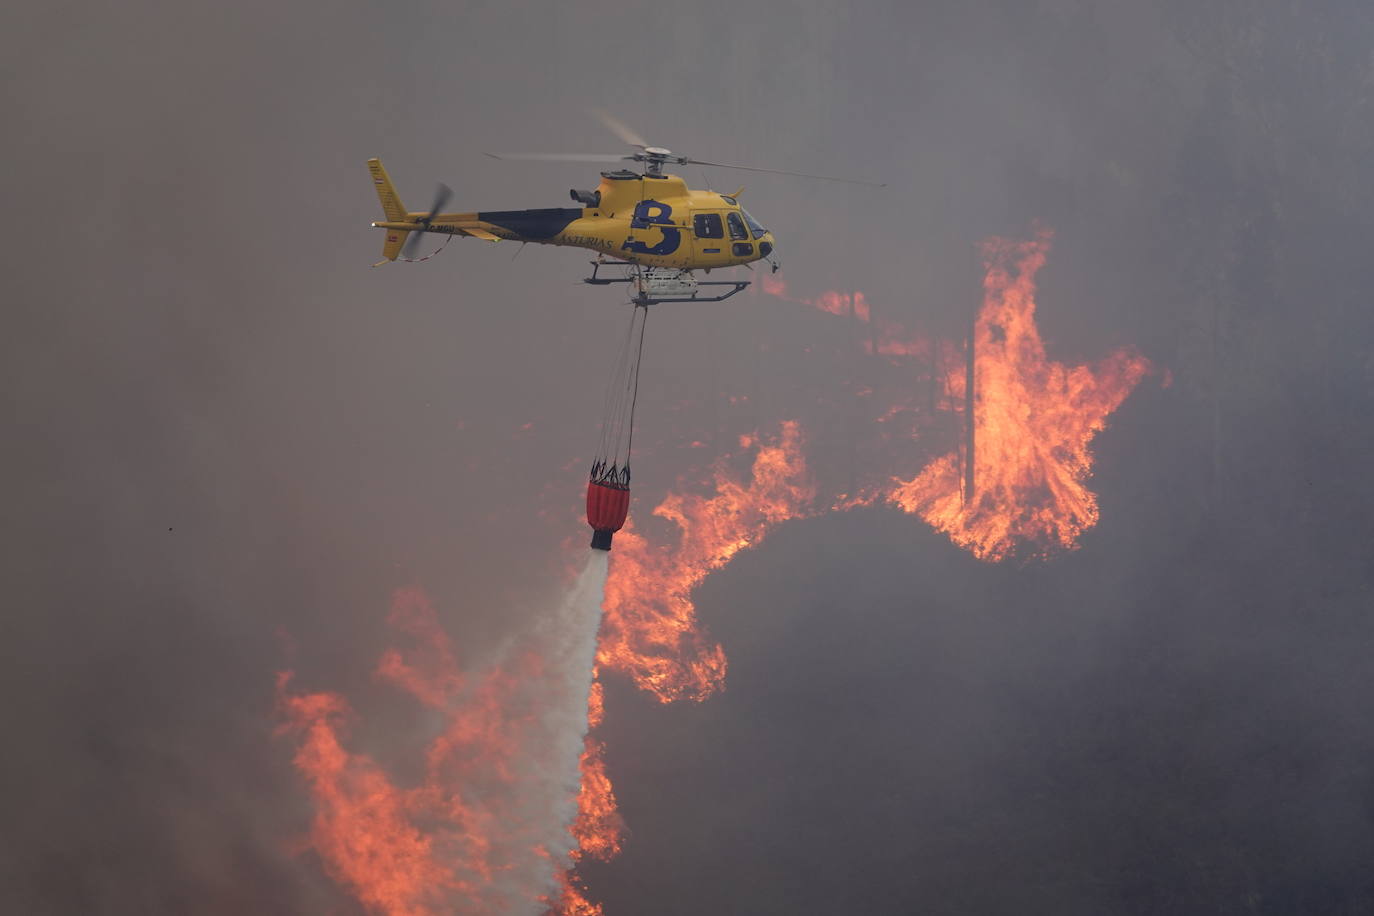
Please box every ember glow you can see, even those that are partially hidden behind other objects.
[552,876,604,916]
[761,274,868,321]
[761,273,929,358]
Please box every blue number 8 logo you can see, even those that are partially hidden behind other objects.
[623,200,681,256]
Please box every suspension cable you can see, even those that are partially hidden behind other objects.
[592,305,649,486]
[624,304,649,472]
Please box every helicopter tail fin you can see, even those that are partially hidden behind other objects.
[368,158,410,262]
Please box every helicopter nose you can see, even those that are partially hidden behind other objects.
[759,235,779,271]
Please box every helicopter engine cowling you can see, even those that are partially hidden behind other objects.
[570,188,601,207]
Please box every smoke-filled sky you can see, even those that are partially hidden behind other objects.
[6,1,1374,913]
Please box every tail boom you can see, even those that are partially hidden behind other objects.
[366,158,581,262]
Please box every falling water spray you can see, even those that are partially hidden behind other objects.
[528,550,612,880]
[277,551,612,916]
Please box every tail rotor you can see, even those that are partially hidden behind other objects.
[402,182,453,259]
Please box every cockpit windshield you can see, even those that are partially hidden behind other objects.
[741,209,768,239]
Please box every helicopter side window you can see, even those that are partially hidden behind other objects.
[726,212,748,241]
[694,213,724,239]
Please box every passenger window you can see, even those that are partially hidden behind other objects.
[694,213,724,239]
[726,212,748,241]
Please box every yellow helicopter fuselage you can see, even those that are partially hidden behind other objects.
[369,158,776,270]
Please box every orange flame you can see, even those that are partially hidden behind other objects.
[277,674,465,915]
[549,685,622,915]
[284,231,1156,914]
[761,273,931,358]
[555,424,816,911]
[278,584,602,915]
[596,420,815,703]
[885,229,1152,559]
[552,873,604,916]
[570,737,625,862]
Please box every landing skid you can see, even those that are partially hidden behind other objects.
[585,260,749,306]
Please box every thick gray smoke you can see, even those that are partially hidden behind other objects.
[6,1,1374,914]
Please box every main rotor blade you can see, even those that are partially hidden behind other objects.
[682,158,886,187]
[590,109,648,149]
[485,152,630,163]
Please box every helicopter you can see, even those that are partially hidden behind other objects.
[367,115,881,305]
